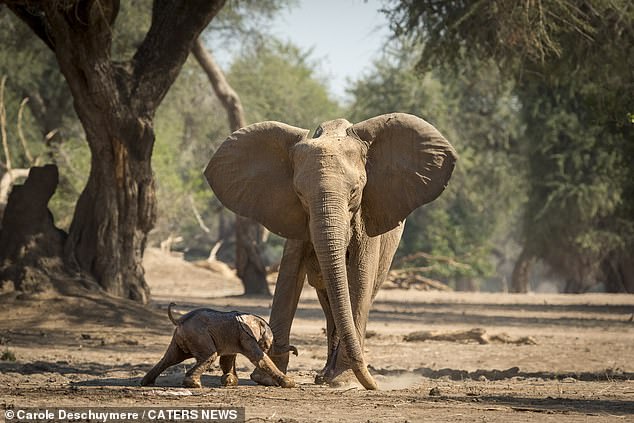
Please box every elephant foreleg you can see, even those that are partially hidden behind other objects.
[251,239,307,386]
[315,286,340,384]
[323,228,381,387]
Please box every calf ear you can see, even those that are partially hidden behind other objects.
[237,315,273,352]
[237,314,262,340]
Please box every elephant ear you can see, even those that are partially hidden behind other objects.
[205,121,310,240]
[349,113,458,237]
[236,314,263,340]
[237,314,274,351]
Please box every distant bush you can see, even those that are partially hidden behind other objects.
[1,348,16,361]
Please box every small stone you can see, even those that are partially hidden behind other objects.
[429,387,441,397]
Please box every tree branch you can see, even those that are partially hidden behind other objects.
[192,38,246,131]
[131,0,226,113]
[7,4,55,51]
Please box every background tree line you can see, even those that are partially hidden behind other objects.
[0,0,631,298]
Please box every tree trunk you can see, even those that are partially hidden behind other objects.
[63,120,156,303]
[8,0,226,302]
[455,277,478,291]
[0,165,66,294]
[192,38,270,296]
[601,252,634,293]
[510,247,533,293]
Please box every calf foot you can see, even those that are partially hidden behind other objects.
[182,376,202,388]
[279,376,296,388]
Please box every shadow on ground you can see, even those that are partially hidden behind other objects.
[370,365,634,382]
[453,394,634,415]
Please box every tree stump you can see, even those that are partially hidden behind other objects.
[0,165,66,294]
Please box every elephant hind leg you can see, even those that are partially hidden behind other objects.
[141,338,190,386]
[183,338,218,388]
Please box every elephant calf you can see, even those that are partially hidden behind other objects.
[141,303,297,388]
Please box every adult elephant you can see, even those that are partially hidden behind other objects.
[205,113,457,389]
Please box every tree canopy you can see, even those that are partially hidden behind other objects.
[381,0,634,292]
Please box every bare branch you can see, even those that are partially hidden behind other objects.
[0,76,10,171]
[208,240,223,262]
[192,38,246,131]
[189,194,211,234]
[0,168,30,208]
[131,0,227,112]
[17,97,35,165]
[395,251,471,269]
[7,4,55,51]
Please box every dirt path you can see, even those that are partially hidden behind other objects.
[1,250,633,422]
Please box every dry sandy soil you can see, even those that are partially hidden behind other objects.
[1,248,633,422]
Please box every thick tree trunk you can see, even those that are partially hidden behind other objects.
[510,247,533,293]
[8,0,226,302]
[0,165,66,294]
[64,119,156,303]
[192,38,270,296]
[235,216,269,296]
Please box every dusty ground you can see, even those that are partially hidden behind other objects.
[1,248,633,422]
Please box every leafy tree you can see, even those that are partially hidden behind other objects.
[224,39,341,265]
[514,4,634,292]
[347,44,524,290]
[150,37,340,271]
[382,0,634,292]
[2,0,226,302]
[228,40,341,129]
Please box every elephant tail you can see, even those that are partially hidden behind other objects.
[167,302,179,325]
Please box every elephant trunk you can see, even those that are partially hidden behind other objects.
[309,195,378,390]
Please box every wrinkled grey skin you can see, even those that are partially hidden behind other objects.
[205,113,457,389]
[141,303,297,388]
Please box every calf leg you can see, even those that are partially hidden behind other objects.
[219,355,238,387]
[242,338,295,388]
[141,338,191,386]
[182,338,218,388]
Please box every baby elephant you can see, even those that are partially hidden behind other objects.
[141,303,297,388]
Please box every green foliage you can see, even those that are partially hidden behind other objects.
[149,38,340,259]
[384,0,633,290]
[1,348,16,361]
[151,57,230,252]
[347,44,524,287]
[384,0,627,72]
[228,40,341,129]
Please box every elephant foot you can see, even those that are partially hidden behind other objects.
[315,368,359,388]
[221,373,238,387]
[182,376,202,388]
[250,368,277,386]
[140,376,154,386]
